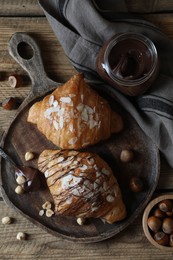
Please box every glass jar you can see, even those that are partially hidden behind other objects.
[96,33,159,96]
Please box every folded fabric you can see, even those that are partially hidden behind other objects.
[38,0,173,168]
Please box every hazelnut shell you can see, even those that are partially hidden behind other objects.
[154,232,169,246]
[129,176,144,193]
[162,217,173,234]
[158,199,173,213]
[147,216,162,232]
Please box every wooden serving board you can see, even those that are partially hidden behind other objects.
[0,32,160,243]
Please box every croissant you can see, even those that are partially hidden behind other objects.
[27,73,123,149]
[38,149,126,224]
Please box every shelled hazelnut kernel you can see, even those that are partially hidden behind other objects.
[1,216,12,225]
[40,201,54,218]
[16,232,26,240]
[15,185,24,195]
[45,209,54,218]
[39,209,45,216]
[25,151,34,161]
[77,217,85,226]
[120,149,134,163]
[42,201,51,210]
[147,198,173,248]
[16,175,26,185]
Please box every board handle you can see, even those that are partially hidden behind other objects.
[8,32,57,96]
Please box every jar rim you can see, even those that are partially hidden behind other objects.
[103,33,158,87]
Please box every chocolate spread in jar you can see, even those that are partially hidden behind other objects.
[96,33,159,96]
[108,39,152,80]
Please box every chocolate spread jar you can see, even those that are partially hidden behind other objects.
[96,33,159,96]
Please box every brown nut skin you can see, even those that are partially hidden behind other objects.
[153,208,166,219]
[120,149,134,163]
[0,71,5,81]
[129,176,144,193]
[169,234,173,247]
[2,97,18,110]
[8,74,23,88]
[147,216,162,233]
[166,211,173,217]
[158,199,173,212]
[162,217,173,234]
[154,231,169,246]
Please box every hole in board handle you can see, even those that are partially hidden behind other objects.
[17,41,34,60]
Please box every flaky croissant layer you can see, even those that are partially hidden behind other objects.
[27,73,123,149]
[38,149,126,224]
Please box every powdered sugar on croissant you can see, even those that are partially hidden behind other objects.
[38,149,126,224]
[27,73,123,149]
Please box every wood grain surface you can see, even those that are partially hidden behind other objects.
[0,200,170,260]
[0,0,173,259]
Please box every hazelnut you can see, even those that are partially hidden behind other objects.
[166,211,173,217]
[162,218,173,234]
[147,216,162,232]
[1,97,18,110]
[169,234,173,247]
[45,209,54,217]
[77,217,85,225]
[8,74,23,88]
[16,232,26,240]
[1,216,12,225]
[129,176,144,193]
[120,149,134,163]
[42,201,52,210]
[25,151,34,161]
[39,210,45,216]
[153,208,166,219]
[16,175,26,185]
[154,231,169,246]
[158,199,173,212]
[15,185,24,195]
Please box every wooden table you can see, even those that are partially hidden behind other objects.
[1,1,173,259]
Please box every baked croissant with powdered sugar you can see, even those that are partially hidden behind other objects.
[38,149,126,224]
[27,73,123,149]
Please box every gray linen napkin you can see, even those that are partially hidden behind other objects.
[38,0,173,168]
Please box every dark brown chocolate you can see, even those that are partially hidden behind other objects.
[109,39,151,80]
[96,33,159,96]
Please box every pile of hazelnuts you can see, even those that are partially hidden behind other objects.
[147,199,173,247]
